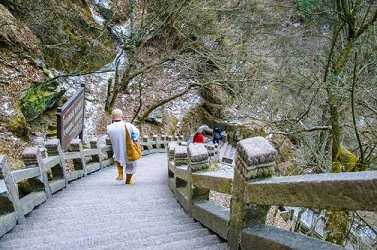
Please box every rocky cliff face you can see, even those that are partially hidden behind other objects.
[1,0,115,72]
[0,0,117,163]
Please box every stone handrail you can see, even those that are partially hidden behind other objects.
[167,137,377,250]
[0,134,179,238]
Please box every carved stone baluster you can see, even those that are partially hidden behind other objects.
[178,135,184,142]
[22,147,51,198]
[90,138,102,167]
[0,156,24,224]
[167,142,178,193]
[152,135,158,152]
[188,143,210,215]
[160,135,167,151]
[228,137,277,250]
[141,136,151,155]
[45,139,68,186]
[105,135,113,161]
[174,145,189,212]
[69,139,87,176]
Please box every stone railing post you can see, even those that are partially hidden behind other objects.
[173,145,190,212]
[188,143,210,215]
[205,144,216,158]
[160,135,167,151]
[152,135,158,152]
[167,142,178,192]
[174,145,188,167]
[105,135,113,160]
[168,142,178,162]
[0,156,24,223]
[141,136,152,154]
[228,137,277,250]
[45,139,68,186]
[69,139,87,176]
[22,147,51,198]
[90,138,103,168]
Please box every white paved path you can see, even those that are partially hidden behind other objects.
[0,154,226,250]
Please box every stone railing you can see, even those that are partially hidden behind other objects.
[167,136,377,250]
[0,136,114,237]
[0,134,183,237]
[141,135,184,156]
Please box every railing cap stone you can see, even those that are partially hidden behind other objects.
[237,137,277,166]
[174,145,188,158]
[22,147,39,158]
[45,139,60,148]
[188,143,209,162]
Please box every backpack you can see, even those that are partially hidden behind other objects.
[213,127,223,139]
[125,125,142,161]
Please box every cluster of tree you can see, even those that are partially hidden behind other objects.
[218,0,377,246]
[112,0,377,247]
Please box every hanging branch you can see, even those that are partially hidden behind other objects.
[137,83,201,123]
[351,52,365,166]
[131,81,143,123]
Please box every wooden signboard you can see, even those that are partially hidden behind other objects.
[57,84,85,151]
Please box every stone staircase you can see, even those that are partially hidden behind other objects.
[0,153,227,250]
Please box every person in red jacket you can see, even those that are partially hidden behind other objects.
[193,130,205,143]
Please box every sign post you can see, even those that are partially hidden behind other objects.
[57,84,85,151]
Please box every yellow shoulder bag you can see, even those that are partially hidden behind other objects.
[125,125,142,161]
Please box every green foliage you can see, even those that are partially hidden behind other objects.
[296,0,318,16]
[9,111,29,138]
[19,80,65,121]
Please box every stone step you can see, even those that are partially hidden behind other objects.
[12,210,187,231]
[92,228,211,250]
[4,215,194,241]
[198,243,229,250]
[46,190,174,201]
[42,197,176,209]
[141,234,222,250]
[1,223,205,249]
[28,200,180,217]
[21,208,186,228]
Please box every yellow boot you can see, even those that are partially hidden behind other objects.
[125,174,134,184]
[116,164,124,180]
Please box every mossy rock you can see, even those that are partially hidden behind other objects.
[333,146,359,172]
[8,110,30,138]
[200,85,229,105]
[19,80,65,121]
[97,5,113,21]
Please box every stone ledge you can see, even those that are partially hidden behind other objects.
[245,170,377,211]
[241,225,340,250]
